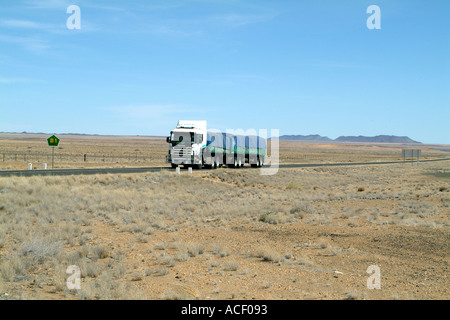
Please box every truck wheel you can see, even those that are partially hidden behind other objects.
[171,164,178,168]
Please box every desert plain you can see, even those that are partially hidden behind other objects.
[0,133,449,300]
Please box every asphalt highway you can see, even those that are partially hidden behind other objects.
[0,158,448,177]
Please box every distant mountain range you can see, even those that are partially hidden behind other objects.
[277,134,421,144]
[335,135,421,143]
[277,134,333,142]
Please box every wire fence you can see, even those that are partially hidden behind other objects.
[1,152,156,163]
[1,150,446,165]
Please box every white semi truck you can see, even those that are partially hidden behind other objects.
[166,120,266,169]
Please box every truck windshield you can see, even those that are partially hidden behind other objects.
[171,132,191,146]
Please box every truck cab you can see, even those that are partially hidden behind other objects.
[166,120,266,169]
[166,120,207,168]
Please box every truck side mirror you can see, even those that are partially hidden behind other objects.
[166,137,171,143]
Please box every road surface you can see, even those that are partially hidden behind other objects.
[0,158,448,177]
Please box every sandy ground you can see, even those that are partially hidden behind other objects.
[0,134,448,300]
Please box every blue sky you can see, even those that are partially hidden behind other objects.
[0,0,449,143]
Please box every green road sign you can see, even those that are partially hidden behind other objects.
[47,135,60,147]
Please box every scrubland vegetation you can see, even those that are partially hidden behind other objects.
[0,159,448,300]
[1,133,448,170]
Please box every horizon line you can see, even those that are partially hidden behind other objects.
[1,131,448,145]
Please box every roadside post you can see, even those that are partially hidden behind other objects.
[47,135,60,169]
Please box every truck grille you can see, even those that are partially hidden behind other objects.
[171,146,192,163]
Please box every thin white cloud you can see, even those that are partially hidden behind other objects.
[0,35,50,53]
[23,0,72,10]
[0,18,67,35]
[139,9,277,38]
[0,77,44,84]
[308,59,371,70]
[109,105,175,119]
[226,74,271,82]
[107,105,203,119]
[151,25,203,37]
[209,12,276,27]
[179,73,271,87]
[0,19,47,29]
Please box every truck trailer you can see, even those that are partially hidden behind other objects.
[166,120,266,169]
